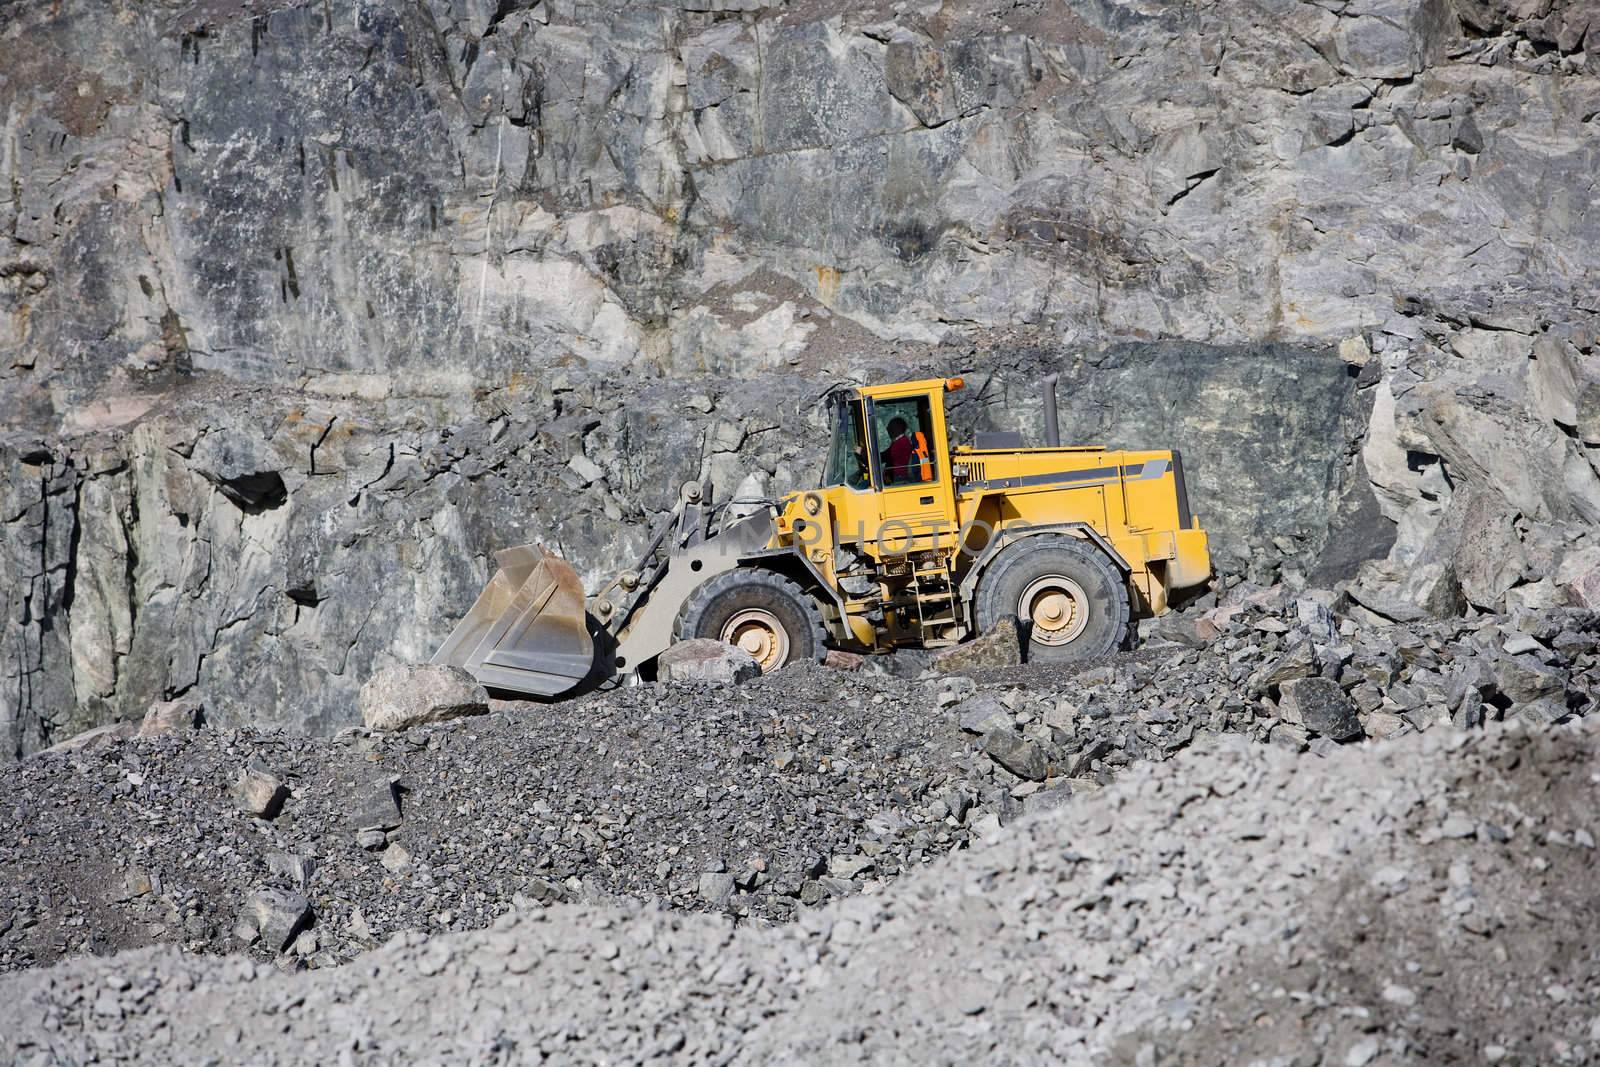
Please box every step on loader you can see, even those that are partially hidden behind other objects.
[434,375,1212,696]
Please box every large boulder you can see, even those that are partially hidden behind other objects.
[239,888,312,952]
[934,618,1024,672]
[359,665,490,732]
[955,693,1013,736]
[1278,677,1363,741]
[1556,546,1600,610]
[346,776,404,835]
[982,730,1049,781]
[232,765,289,819]
[1494,655,1568,704]
[657,639,761,685]
[1146,610,1216,648]
[138,698,203,738]
[1454,490,1528,610]
[1262,640,1317,686]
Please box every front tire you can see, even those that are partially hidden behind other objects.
[974,535,1129,664]
[673,570,827,673]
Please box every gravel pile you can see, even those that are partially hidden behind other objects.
[0,666,989,973]
[3,716,1594,1065]
[3,582,1595,979]
[965,585,1599,762]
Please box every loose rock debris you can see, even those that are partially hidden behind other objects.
[2,716,1594,1065]
[2,586,1596,977]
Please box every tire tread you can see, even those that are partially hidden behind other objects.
[973,534,1130,663]
[672,568,828,667]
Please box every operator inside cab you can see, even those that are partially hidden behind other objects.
[848,442,871,489]
[882,416,932,484]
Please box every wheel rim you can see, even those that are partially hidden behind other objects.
[1018,575,1090,646]
[720,608,790,672]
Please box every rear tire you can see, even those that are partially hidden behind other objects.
[673,569,827,673]
[974,535,1129,664]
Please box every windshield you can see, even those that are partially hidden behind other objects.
[821,395,871,490]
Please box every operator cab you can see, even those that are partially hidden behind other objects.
[820,388,941,491]
[812,379,963,557]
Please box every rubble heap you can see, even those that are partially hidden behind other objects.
[3,714,1594,1065]
[3,580,1594,977]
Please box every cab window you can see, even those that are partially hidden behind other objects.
[821,396,873,491]
[872,395,938,486]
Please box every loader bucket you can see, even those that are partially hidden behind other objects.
[432,545,596,698]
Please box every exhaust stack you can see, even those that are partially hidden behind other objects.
[1042,373,1061,447]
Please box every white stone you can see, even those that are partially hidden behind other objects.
[657,640,761,685]
[360,665,490,733]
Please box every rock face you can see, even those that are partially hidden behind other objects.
[2,0,1599,756]
[656,639,762,685]
[359,665,489,732]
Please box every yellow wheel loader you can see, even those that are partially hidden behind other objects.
[434,376,1212,696]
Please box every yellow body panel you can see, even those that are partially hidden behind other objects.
[771,377,1211,651]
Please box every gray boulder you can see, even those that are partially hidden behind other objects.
[346,776,404,833]
[265,851,319,894]
[956,694,1013,736]
[1494,656,1568,704]
[657,640,761,686]
[1454,490,1528,610]
[982,731,1049,781]
[359,665,490,733]
[240,888,312,952]
[1279,678,1363,742]
[1263,641,1317,686]
[697,872,737,907]
[1147,611,1215,648]
[1556,547,1600,610]
[232,765,289,819]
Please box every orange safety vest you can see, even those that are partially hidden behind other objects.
[914,431,931,482]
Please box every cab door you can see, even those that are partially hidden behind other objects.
[867,391,958,555]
